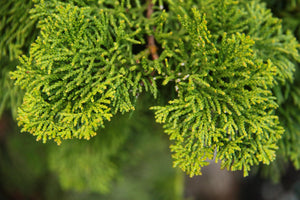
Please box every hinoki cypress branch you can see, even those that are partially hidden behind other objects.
[4,0,300,178]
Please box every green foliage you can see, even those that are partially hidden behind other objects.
[276,77,300,169]
[10,1,157,144]
[48,114,130,193]
[254,0,300,182]
[0,0,35,117]
[1,0,300,191]
[0,0,37,60]
[0,57,23,118]
[244,1,300,83]
[151,7,284,176]
[188,0,300,83]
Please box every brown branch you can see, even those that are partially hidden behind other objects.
[146,0,154,18]
[147,1,159,62]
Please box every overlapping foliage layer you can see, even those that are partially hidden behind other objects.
[151,7,285,176]
[11,0,157,144]
[2,0,300,178]
[256,0,300,181]
[0,0,37,60]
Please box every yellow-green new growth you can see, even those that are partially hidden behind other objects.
[10,2,157,144]
[151,8,284,177]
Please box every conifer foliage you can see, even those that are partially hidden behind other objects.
[10,0,157,144]
[151,9,284,176]
[2,0,300,179]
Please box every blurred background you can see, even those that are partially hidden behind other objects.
[1,0,300,199]
[1,101,300,200]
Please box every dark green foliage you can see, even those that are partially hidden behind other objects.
[0,0,35,117]
[0,0,37,60]
[0,57,23,118]
[277,79,300,169]
[257,0,300,182]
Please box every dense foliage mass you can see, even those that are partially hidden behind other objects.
[1,0,300,193]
